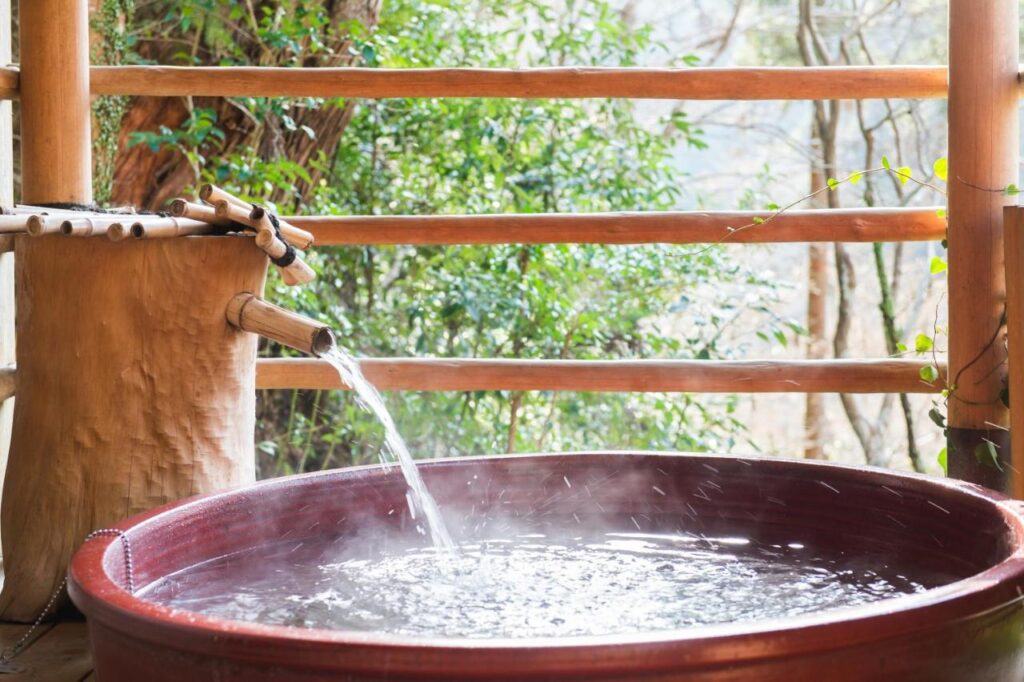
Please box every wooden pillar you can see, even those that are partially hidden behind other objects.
[1005,207,1024,498]
[946,0,1019,491]
[0,0,14,541]
[19,0,92,204]
[0,0,270,621]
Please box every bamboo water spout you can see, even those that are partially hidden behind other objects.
[226,293,335,356]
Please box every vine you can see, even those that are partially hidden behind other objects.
[91,0,136,203]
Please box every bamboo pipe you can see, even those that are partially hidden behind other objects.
[130,217,218,239]
[61,217,112,237]
[169,198,230,226]
[207,189,314,249]
[251,208,316,285]
[26,215,62,236]
[0,215,29,233]
[226,293,335,357]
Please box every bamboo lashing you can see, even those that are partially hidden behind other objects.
[251,207,315,285]
[226,292,336,356]
[206,189,314,249]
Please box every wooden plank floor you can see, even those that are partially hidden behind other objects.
[0,621,93,681]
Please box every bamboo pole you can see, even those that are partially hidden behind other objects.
[25,215,63,236]
[255,358,945,394]
[130,217,218,239]
[1005,207,1024,498]
[946,0,1019,492]
[226,293,335,356]
[287,207,946,246]
[88,65,951,100]
[0,215,29,233]
[106,222,131,242]
[169,198,229,226]
[207,188,314,249]
[61,217,114,237]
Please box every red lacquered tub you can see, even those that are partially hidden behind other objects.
[69,452,1024,681]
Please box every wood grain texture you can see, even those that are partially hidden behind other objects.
[19,0,91,204]
[89,65,951,100]
[1005,207,1024,498]
[256,358,944,394]
[947,0,1019,434]
[0,236,268,621]
[0,67,15,100]
[0,622,91,681]
[287,207,946,246]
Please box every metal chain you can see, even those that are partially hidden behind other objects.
[0,529,134,667]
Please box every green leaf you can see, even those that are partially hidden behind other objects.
[937,447,947,475]
[765,203,780,211]
[929,256,947,274]
[881,155,891,170]
[826,178,839,191]
[974,441,1004,472]
[1006,183,1020,196]
[752,216,765,225]
[919,364,939,382]
[936,208,947,220]
[927,407,946,429]
[896,342,907,352]
[933,157,948,182]
[849,171,863,185]
[914,333,934,353]
[896,166,912,185]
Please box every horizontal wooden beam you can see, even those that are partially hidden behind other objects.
[0,67,15,100]
[288,207,945,246]
[89,65,950,100]
[256,358,944,394]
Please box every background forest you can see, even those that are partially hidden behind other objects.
[61,0,967,477]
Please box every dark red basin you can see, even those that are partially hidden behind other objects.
[69,452,1024,681]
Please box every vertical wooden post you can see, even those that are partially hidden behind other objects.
[1004,207,1024,498]
[0,0,13,544]
[0,0,269,621]
[19,0,92,204]
[946,0,1019,491]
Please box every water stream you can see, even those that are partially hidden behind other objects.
[320,347,454,550]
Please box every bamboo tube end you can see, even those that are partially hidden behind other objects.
[199,184,214,203]
[169,198,188,217]
[213,200,232,220]
[226,292,336,356]
[254,228,275,249]
[107,222,130,242]
[59,220,74,235]
[26,215,46,237]
[130,223,145,238]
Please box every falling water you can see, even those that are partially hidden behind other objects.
[320,347,455,550]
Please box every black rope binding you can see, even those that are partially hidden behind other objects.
[257,206,297,267]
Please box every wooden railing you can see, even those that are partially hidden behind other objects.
[0,63,958,399]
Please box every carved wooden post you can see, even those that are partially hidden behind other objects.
[946,0,1019,491]
[0,0,268,620]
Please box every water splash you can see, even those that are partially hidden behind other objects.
[320,347,454,550]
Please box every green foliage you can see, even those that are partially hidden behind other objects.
[130,0,787,475]
[91,0,136,203]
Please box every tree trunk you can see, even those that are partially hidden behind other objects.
[107,0,382,211]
